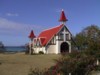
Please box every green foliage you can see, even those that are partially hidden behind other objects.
[0,41,6,53]
[54,51,99,75]
[28,49,100,75]
[28,67,59,75]
[74,25,100,51]
[28,68,45,75]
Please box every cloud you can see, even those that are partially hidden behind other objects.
[6,13,19,16]
[0,17,26,30]
[0,17,44,36]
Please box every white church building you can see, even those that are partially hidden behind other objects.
[29,10,72,54]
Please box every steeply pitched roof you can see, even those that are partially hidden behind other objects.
[38,24,64,46]
[59,10,68,22]
[29,30,36,39]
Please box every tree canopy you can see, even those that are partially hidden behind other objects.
[74,25,100,51]
[0,41,5,53]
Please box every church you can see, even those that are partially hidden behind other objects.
[29,10,72,54]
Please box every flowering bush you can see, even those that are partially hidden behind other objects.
[28,50,100,75]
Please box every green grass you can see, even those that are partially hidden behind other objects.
[0,53,60,75]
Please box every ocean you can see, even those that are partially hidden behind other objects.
[4,46,26,52]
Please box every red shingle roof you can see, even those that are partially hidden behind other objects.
[38,24,64,46]
[29,30,36,39]
[59,10,68,22]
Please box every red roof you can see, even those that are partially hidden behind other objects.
[38,24,64,46]
[59,10,68,22]
[29,30,36,39]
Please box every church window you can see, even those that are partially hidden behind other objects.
[58,33,63,40]
[49,37,56,45]
[66,34,69,40]
[36,41,41,47]
[34,42,37,48]
[60,34,63,40]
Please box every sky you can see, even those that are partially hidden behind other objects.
[0,0,100,46]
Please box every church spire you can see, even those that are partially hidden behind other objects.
[59,9,68,24]
[29,30,36,40]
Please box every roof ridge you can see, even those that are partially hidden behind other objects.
[42,24,64,32]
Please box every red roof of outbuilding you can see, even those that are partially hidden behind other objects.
[59,10,68,22]
[38,24,64,46]
[29,30,36,39]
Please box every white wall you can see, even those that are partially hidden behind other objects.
[33,40,71,54]
[47,45,56,54]
[32,25,72,54]
[33,47,46,53]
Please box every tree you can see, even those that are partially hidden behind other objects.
[0,41,6,53]
[52,50,100,75]
[74,25,100,51]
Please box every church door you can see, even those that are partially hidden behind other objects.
[60,42,69,53]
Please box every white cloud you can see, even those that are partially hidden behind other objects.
[6,13,19,16]
[0,17,26,30]
[0,17,44,36]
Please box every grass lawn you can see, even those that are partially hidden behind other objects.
[0,53,60,75]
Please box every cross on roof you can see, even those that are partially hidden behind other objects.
[62,28,68,42]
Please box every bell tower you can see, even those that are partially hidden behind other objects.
[58,9,71,53]
[59,9,68,25]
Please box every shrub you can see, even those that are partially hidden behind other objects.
[53,51,100,75]
[28,68,44,75]
[31,53,38,55]
[28,66,61,75]
[39,51,44,54]
[28,49,100,75]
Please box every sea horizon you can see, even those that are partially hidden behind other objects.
[4,46,26,52]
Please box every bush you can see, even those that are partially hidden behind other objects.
[39,51,44,54]
[53,51,100,75]
[28,49,100,75]
[28,68,44,75]
[28,67,61,75]
[31,53,38,55]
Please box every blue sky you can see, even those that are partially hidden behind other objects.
[0,0,100,46]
